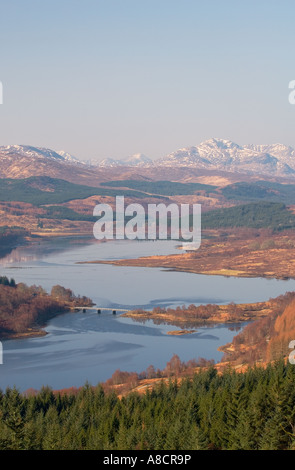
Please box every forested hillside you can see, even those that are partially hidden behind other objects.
[0,360,295,450]
[202,202,295,231]
[222,292,295,365]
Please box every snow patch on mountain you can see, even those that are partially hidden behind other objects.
[98,153,153,167]
[156,138,295,176]
[0,145,87,166]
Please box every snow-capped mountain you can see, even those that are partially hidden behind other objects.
[155,138,295,177]
[0,144,95,181]
[125,153,153,166]
[244,143,295,167]
[99,153,153,168]
[0,145,65,161]
[55,149,84,164]
[98,157,123,168]
[94,138,295,177]
[1,139,295,180]
[0,145,83,165]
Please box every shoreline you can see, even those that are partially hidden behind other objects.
[0,301,95,342]
[0,328,48,341]
[4,231,295,281]
[167,329,198,335]
[76,232,295,281]
[121,300,273,327]
[78,258,294,280]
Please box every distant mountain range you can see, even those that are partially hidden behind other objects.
[155,139,295,177]
[0,145,82,164]
[1,139,295,179]
[94,139,295,177]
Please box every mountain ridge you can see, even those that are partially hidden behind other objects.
[96,138,295,178]
[155,138,295,177]
[1,138,295,180]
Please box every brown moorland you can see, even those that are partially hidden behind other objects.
[79,229,295,280]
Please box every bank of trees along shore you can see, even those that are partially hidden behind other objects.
[0,281,93,337]
[222,292,295,366]
[1,360,295,450]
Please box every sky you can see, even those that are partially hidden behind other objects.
[0,0,295,162]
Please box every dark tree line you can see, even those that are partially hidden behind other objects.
[0,276,16,287]
[1,360,295,450]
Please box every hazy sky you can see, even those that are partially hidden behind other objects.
[0,0,295,161]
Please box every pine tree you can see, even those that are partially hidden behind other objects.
[42,406,62,450]
[259,407,289,450]
[0,387,26,449]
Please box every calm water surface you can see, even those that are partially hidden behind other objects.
[0,238,294,391]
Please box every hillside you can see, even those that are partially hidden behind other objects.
[0,176,165,205]
[221,293,295,366]
[202,202,295,231]
[221,180,295,204]
[101,179,217,196]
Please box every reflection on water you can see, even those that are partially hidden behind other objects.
[0,310,243,392]
[0,237,94,265]
[1,238,295,309]
[126,313,244,332]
